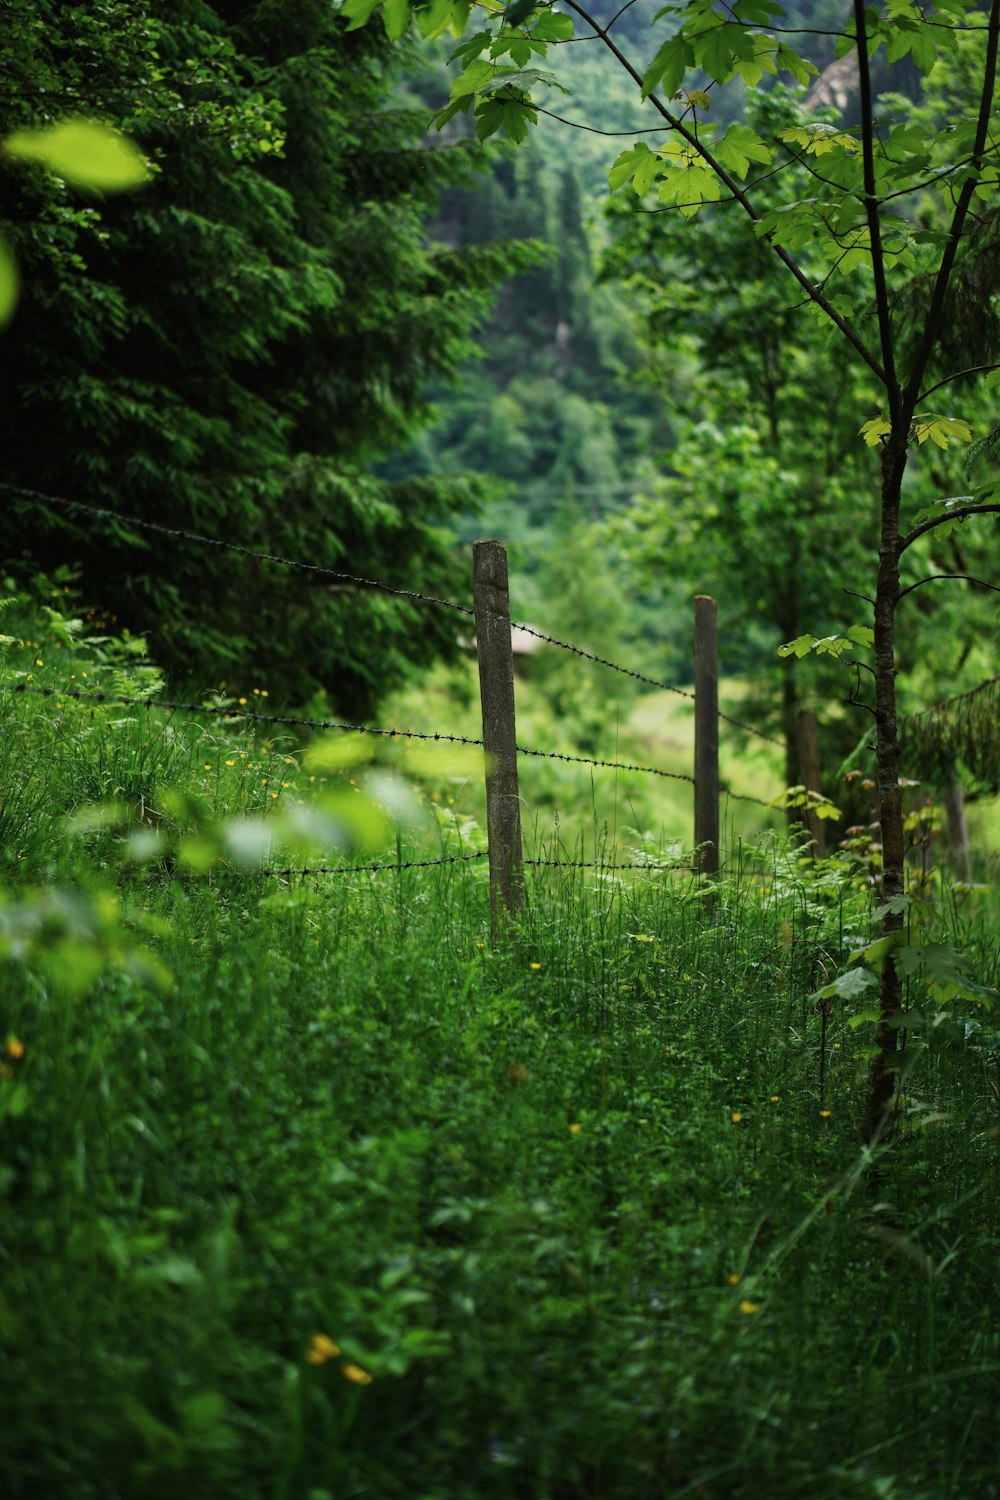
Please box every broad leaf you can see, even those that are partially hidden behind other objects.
[4,118,151,192]
[713,122,773,179]
[815,969,879,1002]
[642,34,694,100]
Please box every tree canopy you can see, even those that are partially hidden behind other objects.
[0,0,526,713]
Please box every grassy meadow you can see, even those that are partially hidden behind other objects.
[2,593,1000,1500]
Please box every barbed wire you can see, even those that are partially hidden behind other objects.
[9,680,487,748]
[261,852,487,878]
[721,783,774,808]
[717,709,785,747]
[1,484,476,620]
[523,857,697,873]
[4,483,782,728]
[906,674,999,719]
[7,680,696,783]
[516,741,695,784]
[125,851,696,881]
[6,484,785,747]
[507,619,698,700]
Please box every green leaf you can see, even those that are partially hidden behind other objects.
[341,0,384,27]
[416,0,455,38]
[713,122,773,179]
[774,41,817,84]
[4,118,150,192]
[846,1008,882,1030]
[642,35,694,100]
[451,58,495,98]
[860,416,892,446]
[505,0,538,25]
[532,13,574,41]
[781,124,857,157]
[609,143,654,193]
[0,235,19,329]
[872,894,913,922]
[658,163,721,217]
[913,416,973,451]
[633,147,661,197]
[849,934,901,970]
[777,634,819,659]
[382,0,412,40]
[815,969,879,1002]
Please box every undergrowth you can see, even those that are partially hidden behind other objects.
[1,587,998,1500]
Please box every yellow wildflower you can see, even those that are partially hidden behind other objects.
[6,1036,25,1060]
[819,1109,832,1118]
[306,1333,340,1365]
[726,1273,741,1286]
[342,1362,372,1385]
[529,962,541,970]
[730,1112,743,1124]
[738,1299,760,1316]
[568,1122,582,1135]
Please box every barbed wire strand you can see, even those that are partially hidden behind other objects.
[11,680,487,747]
[517,741,694,784]
[8,680,696,783]
[1,484,476,620]
[720,783,774,808]
[506,619,697,701]
[717,709,785,747]
[1,483,786,732]
[126,852,697,881]
[906,674,999,719]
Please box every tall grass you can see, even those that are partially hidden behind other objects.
[2,603,999,1499]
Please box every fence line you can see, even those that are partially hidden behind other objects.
[720,784,773,809]
[7,680,696,784]
[505,619,697,700]
[905,674,999,719]
[127,853,697,882]
[4,504,793,904]
[4,482,773,724]
[2,484,476,620]
[717,709,785,748]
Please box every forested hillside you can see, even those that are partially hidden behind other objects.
[391,0,997,803]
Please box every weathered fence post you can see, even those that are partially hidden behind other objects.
[694,594,719,882]
[796,707,826,857]
[473,539,523,932]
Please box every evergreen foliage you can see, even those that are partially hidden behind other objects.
[0,0,518,713]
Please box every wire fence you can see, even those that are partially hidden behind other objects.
[123,851,699,882]
[4,482,783,743]
[10,680,702,786]
[3,481,789,890]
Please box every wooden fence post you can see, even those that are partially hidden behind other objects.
[694,595,719,882]
[796,708,826,857]
[473,539,523,932]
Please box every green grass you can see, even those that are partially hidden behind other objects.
[2,601,1000,1500]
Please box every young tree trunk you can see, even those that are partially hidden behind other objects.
[861,437,909,1145]
[943,777,972,883]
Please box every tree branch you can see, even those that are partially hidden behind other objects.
[854,0,899,416]
[897,571,1000,602]
[559,0,887,387]
[900,0,1000,420]
[917,364,1000,404]
[900,503,1000,553]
